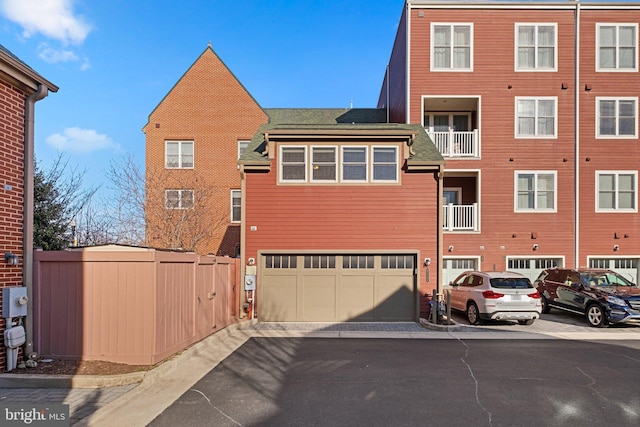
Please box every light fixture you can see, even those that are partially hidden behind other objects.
[4,252,19,266]
[613,245,620,251]
[532,244,539,251]
[448,245,454,252]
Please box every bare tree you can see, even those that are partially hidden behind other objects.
[106,153,226,253]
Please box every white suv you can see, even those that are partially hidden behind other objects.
[447,271,542,325]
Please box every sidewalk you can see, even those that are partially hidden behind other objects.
[1,317,639,425]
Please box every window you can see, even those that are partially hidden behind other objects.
[165,141,194,168]
[343,255,374,269]
[431,23,473,71]
[279,144,399,184]
[596,98,637,138]
[165,189,194,209]
[342,146,367,181]
[231,190,241,222]
[304,255,335,269]
[381,255,414,269]
[597,24,637,71]
[280,146,306,182]
[265,255,297,269]
[516,97,557,138]
[372,147,398,182]
[515,171,557,212]
[311,146,337,182]
[238,140,249,158]
[515,24,557,71]
[597,171,637,212]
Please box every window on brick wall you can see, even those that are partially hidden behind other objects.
[165,141,194,168]
[165,189,194,209]
[231,189,241,222]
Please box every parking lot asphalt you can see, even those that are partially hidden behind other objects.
[1,313,640,426]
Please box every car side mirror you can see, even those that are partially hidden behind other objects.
[570,282,583,290]
[450,282,458,287]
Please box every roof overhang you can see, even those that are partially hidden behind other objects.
[0,50,58,94]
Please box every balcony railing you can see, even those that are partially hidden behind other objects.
[428,130,479,158]
[443,203,478,231]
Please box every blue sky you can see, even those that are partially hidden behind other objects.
[0,0,402,190]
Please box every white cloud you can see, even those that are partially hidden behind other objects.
[46,128,119,154]
[38,46,78,63]
[0,0,92,45]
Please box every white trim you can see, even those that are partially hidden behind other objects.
[514,170,558,213]
[595,23,639,73]
[310,145,338,183]
[595,97,638,139]
[595,170,638,213]
[514,23,558,72]
[371,146,400,183]
[230,189,241,223]
[279,145,307,183]
[238,140,250,159]
[165,140,194,169]
[430,22,474,72]
[340,145,369,183]
[514,96,558,139]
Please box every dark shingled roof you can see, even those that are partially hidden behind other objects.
[240,108,444,168]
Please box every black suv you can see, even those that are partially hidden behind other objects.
[534,268,640,327]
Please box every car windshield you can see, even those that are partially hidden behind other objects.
[580,272,636,287]
[489,278,533,289]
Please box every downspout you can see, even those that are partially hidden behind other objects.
[24,84,49,358]
[574,1,581,268]
[437,164,444,297]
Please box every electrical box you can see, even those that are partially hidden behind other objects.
[244,275,256,291]
[4,325,25,348]
[2,287,28,318]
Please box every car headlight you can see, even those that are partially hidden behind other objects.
[605,295,627,307]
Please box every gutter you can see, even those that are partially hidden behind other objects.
[24,84,49,359]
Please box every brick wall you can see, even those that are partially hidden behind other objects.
[144,46,267,256]
[0,79,27,369]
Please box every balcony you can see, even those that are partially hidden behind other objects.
[443,203,478,231]
[428,130,479,158]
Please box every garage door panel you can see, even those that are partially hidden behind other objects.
[375,276,415,321]
[261,275,298,321]
[302,275,336,321]
[340,275,375,321]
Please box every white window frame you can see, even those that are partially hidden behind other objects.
[596,171,638,213]
[165,140,194,169]
[231,189,241,222]
[238,140,250,159]
[514,23,557,72]
[515,97,558,139]
[341,146,368,182]
[310,145,338,183]
[514,171,558,213]
[596,23,638,72]
[443,187,463,205]
[165,189,194,209]
[371,146,399,183]
[279,146,307,183]
[430,23,474,72]
[595,97,638,139]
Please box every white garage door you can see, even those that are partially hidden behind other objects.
[442,258,478,287]
[589,258,639,284]
[260,254,417,322]
[507,257,563,282]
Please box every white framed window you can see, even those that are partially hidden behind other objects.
[165,189,194,209]
[443,187,462,205]
[431,23,473,71]
[596,171,637,212]
[515,23,557,71]
[515,97,557,138]
[424,113,471,133]
[372,147,398,182]
[596,97,638,138]
[165,141,194,168]
[280,146,307,182]
[231,190,241,222]
[341,146,368,182]
[515,171,557,212]
[597,23,638,71]
[238,140,249,159]
[311,146,337,182]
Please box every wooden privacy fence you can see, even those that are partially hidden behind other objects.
[33,245,240,365]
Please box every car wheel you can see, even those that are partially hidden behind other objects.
[518,319,535,325]
[540,295,551,314]
[586,304,608,328]
[466,302,481,325]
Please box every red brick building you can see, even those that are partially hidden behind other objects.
[0,44,57,367]
[144,45,268,256]
[381,1,640,285]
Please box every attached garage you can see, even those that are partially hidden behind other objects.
[259,253,418,322]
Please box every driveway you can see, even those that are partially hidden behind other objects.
[149,336,640,426]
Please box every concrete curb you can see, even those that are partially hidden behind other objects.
[0,319,258,389]
[419,317,464,332]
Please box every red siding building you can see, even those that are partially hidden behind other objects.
[380,1,640,285]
